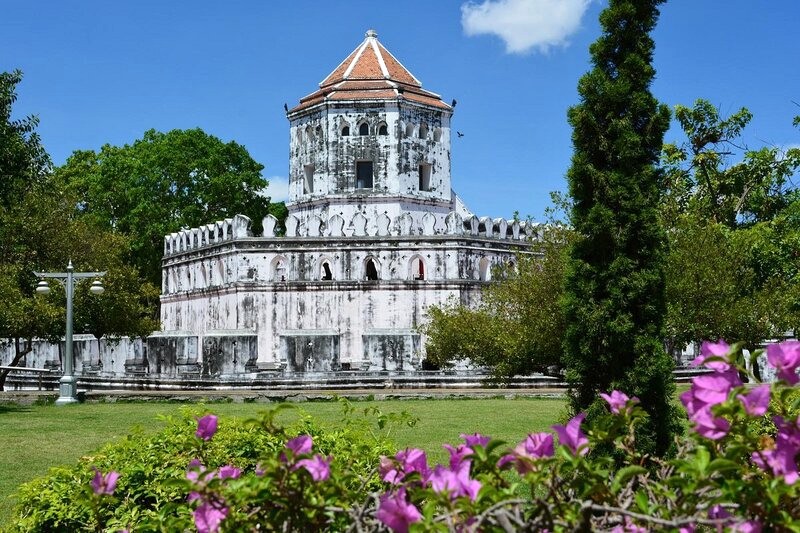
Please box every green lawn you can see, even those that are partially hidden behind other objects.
[0,397,565,522]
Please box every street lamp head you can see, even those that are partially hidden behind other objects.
[89,280,105,295]
[35,280,51,295]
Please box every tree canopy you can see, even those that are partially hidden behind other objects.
[422,228,570,379]
[0,71,158,390]
[56,128,279,286]
[562,0,679,456]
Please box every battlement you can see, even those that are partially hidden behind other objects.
[163,212,543,257]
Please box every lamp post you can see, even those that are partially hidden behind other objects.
[35,260,105,406]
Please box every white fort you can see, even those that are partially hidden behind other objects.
[158,30,539,376]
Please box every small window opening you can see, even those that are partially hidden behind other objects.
[315,125,322,139]
[303,164,315,194]
[359,122,369,136]
[405,123,414,137]
[418,163,432,191]
[378,123,388,136]
[418,124,428,139]
[365,259,379,281]
[411,257,425,280]
[305,125,314,142]
[356,161,374,189]
[341,125,350,136]
[321,262,332,281]
[433,128,442,142]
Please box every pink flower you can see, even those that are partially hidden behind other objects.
[195,415,218,441]
[443,443,473,469]
[552,413,589,455]
[737,384,770,416]
[600,390,639,415]
[194,502,228,533]
[90,468,120,495]
[461,433,490,448]
[691,407,730,440]
[692,340,733,371]
[294,454,332,481]
[255,463,266,477]
[428,461,481,501]
[377,488,422,533]
[285,434,313,456]
[732,521,762,533]
[766,340,800,385]
[681,370,742,419]
[513,432,555,471]
[218,465,241,480]
[751,415,800,484]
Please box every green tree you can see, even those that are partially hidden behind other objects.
[422,228,570,379]
[661,102,800,353]
[0,70,51,207]
[562,0,679,455]
[662,99,800,228]
[56,128,280,286]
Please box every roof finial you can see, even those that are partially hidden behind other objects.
[365,29,378,39]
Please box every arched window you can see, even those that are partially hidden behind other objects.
[418,124,428,139]
[320,261,333,281]
[410,256,425,281]
[305,125,314,142]
[378,123,388,136]
[315,125,322,139]
[405,123,414,137]
[359,122,369,136]
[433,128,442,142]
[479,257,492,281]
[365,258,379,281]
[341,125,350,136]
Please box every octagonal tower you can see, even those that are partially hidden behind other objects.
[286,30,467,232]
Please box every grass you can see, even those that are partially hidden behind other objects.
[0,397,565,522]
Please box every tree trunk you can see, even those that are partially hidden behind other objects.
[0,337,33,391]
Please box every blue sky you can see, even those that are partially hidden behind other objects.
[3,1,799,221]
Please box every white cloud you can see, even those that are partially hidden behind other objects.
[261,176,289,202]
[461,0,591,54]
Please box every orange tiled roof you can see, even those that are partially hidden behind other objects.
[289,30,451,113]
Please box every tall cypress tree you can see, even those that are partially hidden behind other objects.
[563,0,680,455]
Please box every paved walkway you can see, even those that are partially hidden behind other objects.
[0,387,567,405]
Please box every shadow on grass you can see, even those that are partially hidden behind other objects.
[0,403,32,414]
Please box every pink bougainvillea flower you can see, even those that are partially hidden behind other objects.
[428,461,481,501]
[678,525,696,533]
[460,432,490,448]
[195,414,218,441]
[194,502,229,533]
[443,443,473,469]
[255,463,266,477]
[600,390,639,415]
[552,413,589,456]
[397,447,430,480]
[610,516,647,532]
[90,468,120,495]
[737,384,770,417]
[514,432,555,465]
[294,454,332,482]
[376,488,422,533]
[496,454,515,469]
[691,371,742,406]
[285,434,313,456]
[691,407,731,440]
[692,340,733,371]
[751,415,800,484]
[218,465,242,480]
[766,340,800,385]
[379,455,401,484]
[732,521,762,533]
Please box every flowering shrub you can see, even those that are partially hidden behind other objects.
[7,341,800,531]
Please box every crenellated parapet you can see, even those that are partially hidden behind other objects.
[164,212,543,257]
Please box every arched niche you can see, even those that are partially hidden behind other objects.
[271,256,288,282]
[409,255,426,281]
